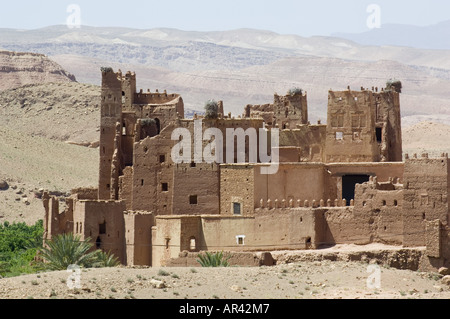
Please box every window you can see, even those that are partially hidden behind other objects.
[233,202,242,215]
[336,132,344,140]
[161,183,168,192]
[189,237,196,251]
[99,221,106,235]
[236,235,245,245]
[159,155,166,163]
[165,238,170,249]
[376,127,382,143]
[190,162,196,168]
[189,195,198,205]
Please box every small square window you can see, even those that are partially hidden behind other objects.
[233,202,242,215]
[159,155,166,163]
[189,195,198,205]
[162,183,168,192]
[336,132,344,140]
[236,235,245,245]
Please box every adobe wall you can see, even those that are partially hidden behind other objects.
[325,89,378,163]
[173,163,220,215]
[273,91,308,129]
[353,180,404,245]
[220,164,254,216]
[99,69,123,200]
[151,216,183,267]
[152,209,321,266]
[124,211,154,266]
[118,166,133,210]
[373,90,402,162]
[70,187,98,200]
[326,162,404,202]
[166,251,275,267]
[72,200,127,264]
[402,156,449,253]
[254,163,333,207]
[130,123,175,213]
[278,124,326,162]
[245,91,308,129]
[42,192,74,240]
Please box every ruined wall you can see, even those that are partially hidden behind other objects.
[325,89,378,163]
[121,71,136,110]
[273,91,308,129]
[326,162,404,203]
[373,89,402,162]
[118,167,133,210]
[324,87,402,163]
[278,124,326,162]
[353,179,404,245]
[70,187,98,200]
[245,91,308,129]
[99,69,123,200]
[121,112,138,167]
[131,124,175,214]
[402,155,449,248]
[73,200,127,263]
[42,193,74,240]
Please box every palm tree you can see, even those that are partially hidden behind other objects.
[39,233,98,270]
[93,250,120,268]
[197,251,231,267]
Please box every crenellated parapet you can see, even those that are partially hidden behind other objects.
[258,197,353,209]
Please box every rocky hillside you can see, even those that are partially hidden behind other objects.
[0,82,100,144]
[0,51,76,91]
[2,26,450,125]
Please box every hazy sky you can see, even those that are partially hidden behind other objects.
[2,0,450,36]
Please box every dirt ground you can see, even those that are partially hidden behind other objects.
[0,254,448,300]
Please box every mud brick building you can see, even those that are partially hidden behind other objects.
[43,69,449,270]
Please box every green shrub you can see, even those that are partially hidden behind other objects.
[288,87,303,96]
[0,220,44,277]
[204,100,219,119]
[39,233,99,270]
[39,233,121,271]
[93,250,120,268]
[386,79,402,93]
[197,251,231,267]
